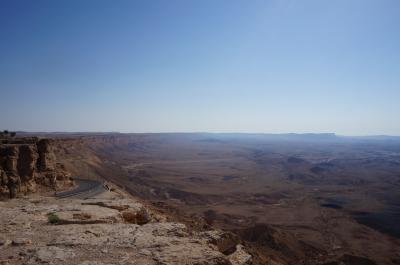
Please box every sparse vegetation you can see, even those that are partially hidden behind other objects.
[0,130,16,139]
[47,212,60,224]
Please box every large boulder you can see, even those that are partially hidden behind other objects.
[121,206,151,225]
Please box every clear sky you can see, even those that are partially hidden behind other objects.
[1,0,399,135]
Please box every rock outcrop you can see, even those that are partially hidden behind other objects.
[0,137,73,198]
[0,189,252,265]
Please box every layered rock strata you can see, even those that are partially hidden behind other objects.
[0,137,73,198]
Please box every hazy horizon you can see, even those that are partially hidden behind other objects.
[1,0,399,135]
[7,130,400,138]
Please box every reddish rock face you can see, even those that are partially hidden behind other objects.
[0,137,73,198]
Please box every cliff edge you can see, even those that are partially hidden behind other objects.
[0,185,252,265]
[0,137,73,199]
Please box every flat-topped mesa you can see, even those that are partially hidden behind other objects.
[0,137,73,199]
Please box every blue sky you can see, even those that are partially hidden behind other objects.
[0,0,399,135]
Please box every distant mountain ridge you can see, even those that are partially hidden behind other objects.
[12,131,400,142]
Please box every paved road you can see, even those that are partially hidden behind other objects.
[56,178,106,199]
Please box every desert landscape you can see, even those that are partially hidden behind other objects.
[43,132,400,264]
[2,1,400,264]
[0,133,253,265]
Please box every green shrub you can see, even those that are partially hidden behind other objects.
[47,212,60,224]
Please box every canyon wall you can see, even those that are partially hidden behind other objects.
[0,137,73,198]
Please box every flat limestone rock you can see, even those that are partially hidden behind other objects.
[81,198,143,211]
[55,204,122,224]
[0,193,252,265]
[28,246,75,264]
[11,238,32,246]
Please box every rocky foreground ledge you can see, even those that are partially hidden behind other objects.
[0,187,252,265]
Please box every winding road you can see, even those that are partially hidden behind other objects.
[56,178,107,199]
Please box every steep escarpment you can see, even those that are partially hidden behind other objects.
[0,137,73,198]
[50,134,396,265]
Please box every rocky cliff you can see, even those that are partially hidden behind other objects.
[0,185,253,265]
[0,137,73,199]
